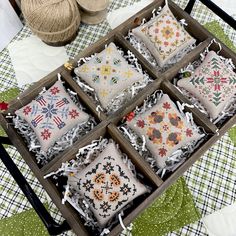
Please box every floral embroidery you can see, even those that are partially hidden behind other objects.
[132,6,196,67]
[73,142,147,226]
[177,51,236,119]
[75,43,143,108]
[127,94,200,168]
[15,80,89,152]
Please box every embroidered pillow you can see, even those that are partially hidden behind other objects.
[126,94,201,168]
[69,142,147,226]
[177,51,236,119]
[74,42,144,108]
[15,80,89,152]
[132,5,196,67]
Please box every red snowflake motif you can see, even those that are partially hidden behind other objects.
[69,109,79,119]
[23,106,32,115]
[159,147,167,157]
[136,119,145,128]
[125,112,135,122]
[50,86,60,95]
[0,101,8,111]
[163,102,171,110]
[185,128,193,137]
[41,129,51,140]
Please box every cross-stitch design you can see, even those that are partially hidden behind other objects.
[74,42,144,108]
[132,5,196,67]
[126,94,201,168]
[70,142,147,226]
[15,80,89,152]
[177,51,236,119]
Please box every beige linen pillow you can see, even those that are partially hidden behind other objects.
[126,94,201,168]
[74,42,144,108]
[177,51,236,119]
[132,5,196,67]
[15,80,89,152]
[71,142,147,226]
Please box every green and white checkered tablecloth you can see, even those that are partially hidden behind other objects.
[0,0,235,235]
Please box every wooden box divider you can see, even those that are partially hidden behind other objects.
[1,0,236,235]
[41,121,108,175]
[107,124,164,187]
[115,33,161,77]
[162,38,212,78]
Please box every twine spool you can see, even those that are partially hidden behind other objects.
[77,0,109,25]
[21,0,81,46]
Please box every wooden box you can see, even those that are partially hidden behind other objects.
[0,0,235,235]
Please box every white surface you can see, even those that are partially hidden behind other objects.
[107,0,154,29]
[203,202,236,236]
[211,0,236,17]
[8,35,69,87]
[0,0,23,52]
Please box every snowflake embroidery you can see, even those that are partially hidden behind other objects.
[159,147,167,157]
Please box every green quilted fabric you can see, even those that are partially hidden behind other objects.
[0,208,49,236]
[229,127,236,146]
[204,21,236,53]
[132,177,200,236]
[0,88,20,136]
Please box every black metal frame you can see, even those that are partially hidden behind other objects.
[0,0,235,235]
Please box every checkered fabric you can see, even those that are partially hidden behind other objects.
[0,0,236,236]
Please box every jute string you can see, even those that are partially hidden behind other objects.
[21,0,80,44]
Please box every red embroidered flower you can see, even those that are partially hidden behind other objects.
[166,20,171,24]
[159,147,167,157]
[50,86,60,95]
[163,102,171,110]
[41,129,51,140]
[125,112,135,122]
[69,109,79,119]
[136,119,145,128]
[164,41,169,46]
[186,128,193,137]
[162,124,169,131]
[155,28,159,34]
[23,106,32,115]
[176,32,180,37]
[0,101,8,111]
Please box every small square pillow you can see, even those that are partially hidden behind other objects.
[177,51,236,119]
[74,42,144,108]
[15,80,89,152]
[132,5,196,67]
[126,94,201,168]
[70,142,147,226]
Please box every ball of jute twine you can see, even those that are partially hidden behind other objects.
[21,0,81,46]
